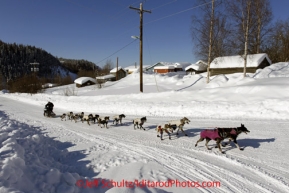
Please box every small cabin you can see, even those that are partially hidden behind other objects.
[74,77,97,88]
[210,53,272,76]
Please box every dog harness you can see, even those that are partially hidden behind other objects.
[201,128,237,140]
[200,129,220,140]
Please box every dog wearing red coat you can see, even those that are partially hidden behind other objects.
[195,124,250,153]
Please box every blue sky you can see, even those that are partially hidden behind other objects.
[0,0,288,69]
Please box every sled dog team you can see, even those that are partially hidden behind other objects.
[60,112,126,128]
[59,112,250,154]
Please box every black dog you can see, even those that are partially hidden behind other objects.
[195,124,250,153]
[98,117,109,129]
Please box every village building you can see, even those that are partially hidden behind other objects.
[124,65,139,74]
[42,83,58,88]
[185,60,207,75]
[210,53,271,76]
[110,67,127,80]
[96,74,115,83]
[154,65,175,74]
[174,62,192,71]
[153,62,191,74]
[96,67,127,82]
[146,62,173,73]
[74,77,97,88]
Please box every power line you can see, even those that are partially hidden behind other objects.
[108,0,144,21]
[151,0,178,11]
[64,0,114,19]
[63,0,140,38]
[63,0,213,41]
[100,1,215,40]
[63,0,216,68]
[145,1,214,25]
[95,39,138,65]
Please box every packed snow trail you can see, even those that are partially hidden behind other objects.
[1,96,289,193]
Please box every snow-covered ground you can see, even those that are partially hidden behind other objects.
[1,62,289,193]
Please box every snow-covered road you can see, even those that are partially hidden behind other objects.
[1,96,288,193]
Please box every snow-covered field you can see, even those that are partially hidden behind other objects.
[1,62,289,193]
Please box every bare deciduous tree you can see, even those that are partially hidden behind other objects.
[102,59,114,75]
[8,74,42,94]
[77,70,95,78]
[63,86,77,96]
[96,79,105,89]
[265,19,289,63]
[191,0,231,82]
[207,0,215,83]
[225,0,273,76]
[226,0,254,77]
[250,0,273,54]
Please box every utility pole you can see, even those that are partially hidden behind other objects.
[30,60,39,73]
[243,0,251,78]
[206,0,215,84]
[116,57,118,81]
[129,3,151,92]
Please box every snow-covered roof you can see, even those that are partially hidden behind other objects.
[152,62,192,70]
[124,65,138,70]
[42,83,58,88]
[211,53,271,69]
[174,62,192,69]
[196,60,207,65]
[154,65,175,69]
[185,64,205,71]
[110,67,124,73]
[96,74,115,80]
[74,77,97,84]
[146,62,174,70]
[124,66,139,73]
[185,60,207,71]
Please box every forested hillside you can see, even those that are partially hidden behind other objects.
[0,40,68,81]
[58,57,101,74]
[0,40,101,93]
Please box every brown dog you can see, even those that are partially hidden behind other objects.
[156,124,172,140]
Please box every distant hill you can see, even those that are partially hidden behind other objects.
[57,57,101,74]
[0,40,100,82]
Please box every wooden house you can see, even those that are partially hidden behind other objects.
[96,74,115,82]
[210,53,271,76]
[174,62,192,72]
[153,62,191,74]
[96,67,127,83]
[146,62,173,72]
[185,60,207,75]
[125,65,139,74]
[74,77,97,88]
[110,67,127,80]
[154,66,175,74]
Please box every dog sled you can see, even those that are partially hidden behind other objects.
[44,101,55,118]
[43,108,56,118]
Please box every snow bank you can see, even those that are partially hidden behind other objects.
[0,112,99,193]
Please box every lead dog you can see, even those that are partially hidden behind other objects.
[195,124,250,153]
